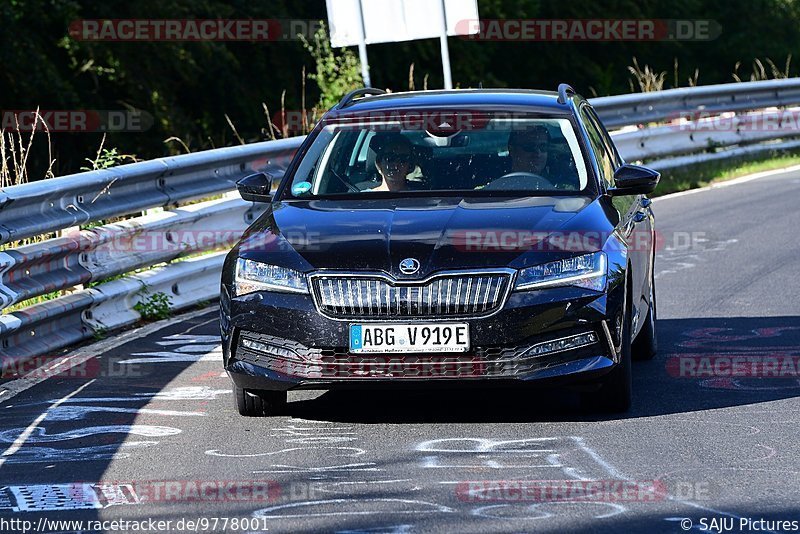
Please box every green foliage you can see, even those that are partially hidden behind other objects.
[4,0,800,176]
[85,272,127,287]
[2,290,61,314]
[81,146,137,171]
[302,22,363,110]
[92,326,108,341]
[133,286,173,321]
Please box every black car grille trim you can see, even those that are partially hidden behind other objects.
[236,329,601,379]
[308,270,514,320]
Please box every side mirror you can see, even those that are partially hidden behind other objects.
[237,172,275,203]
[608,164,660,196]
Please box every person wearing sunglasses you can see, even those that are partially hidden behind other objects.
[507,125,551,176]
[369,132,416,192]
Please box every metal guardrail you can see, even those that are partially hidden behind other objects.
[646,138,800,170]
[592,78,800,127]
[0,253,226,362]
[0,196,268,309]
[611,107,800,161]
[0,137,302,244]
[3,79,800,366]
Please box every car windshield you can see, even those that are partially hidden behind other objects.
[285,115,590,198]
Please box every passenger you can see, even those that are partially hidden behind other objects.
[369,133,415,192]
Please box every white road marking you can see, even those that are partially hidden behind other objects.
[572,436,628,480]
[54,386,230,403]
[157,334,220,345]
[316,479,413,488]
[284,436,357,444]
[253,463,380,474]
[0,442,158,465]
[0,307,215,405]
[417,437,559,453]
[5,483,139,512]
[252,498,453,519]
[205,446,366,459]
[336,525,413,534]
[44,405,205,420]
[572,435,763,529]
[118,347,222,365]
[0,379,95,469]
[0,425,181,444]
[426,435,758,526]
[470,501,627,520]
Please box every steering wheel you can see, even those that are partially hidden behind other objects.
[482,171,554,191]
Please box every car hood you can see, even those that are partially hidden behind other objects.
[238,195,609,278]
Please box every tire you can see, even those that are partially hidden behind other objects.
[581,297,633,413]
[233,385,287,417]
[632,269,658,361]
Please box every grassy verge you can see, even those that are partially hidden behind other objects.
[652,149,800,196]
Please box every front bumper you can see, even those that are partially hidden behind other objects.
[220,283,625,392]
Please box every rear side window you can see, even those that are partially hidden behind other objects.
[580,107,615,189]
[585,107,623,168]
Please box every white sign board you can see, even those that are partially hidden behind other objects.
[326,0,479,48]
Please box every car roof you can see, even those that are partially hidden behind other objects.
[326,89,581,118]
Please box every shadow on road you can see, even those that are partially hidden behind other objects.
[288,316,800,423]
[0,310,220,519]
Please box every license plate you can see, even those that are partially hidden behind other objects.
[349,323,470,353]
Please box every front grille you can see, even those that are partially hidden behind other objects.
[309,271,513,318]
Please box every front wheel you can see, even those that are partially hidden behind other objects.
[233,385,287,417]
[581,305,633,413]
[632,271,658,361]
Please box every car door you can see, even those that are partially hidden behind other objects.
[579,105,652,333]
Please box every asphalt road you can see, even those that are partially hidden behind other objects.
[1,168,799,533]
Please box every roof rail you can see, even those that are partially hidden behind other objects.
[336,88,387,109]
[557,83,576,104]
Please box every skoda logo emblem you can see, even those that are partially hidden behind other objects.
[399,258,421,275]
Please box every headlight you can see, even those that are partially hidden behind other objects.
[234,258,308,296]
[515,252,606,292]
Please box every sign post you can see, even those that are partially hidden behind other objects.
[355,0,371,87]
[438,0,453,89]
[326,0,478,89]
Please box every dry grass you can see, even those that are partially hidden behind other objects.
[226,70,323,144]
[627,57,666,93]
[628,55,792,94]
[0,111,57,254]
[1,109,55,189]
[733,56,792,82]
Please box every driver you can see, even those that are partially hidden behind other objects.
[507,126,551,176]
